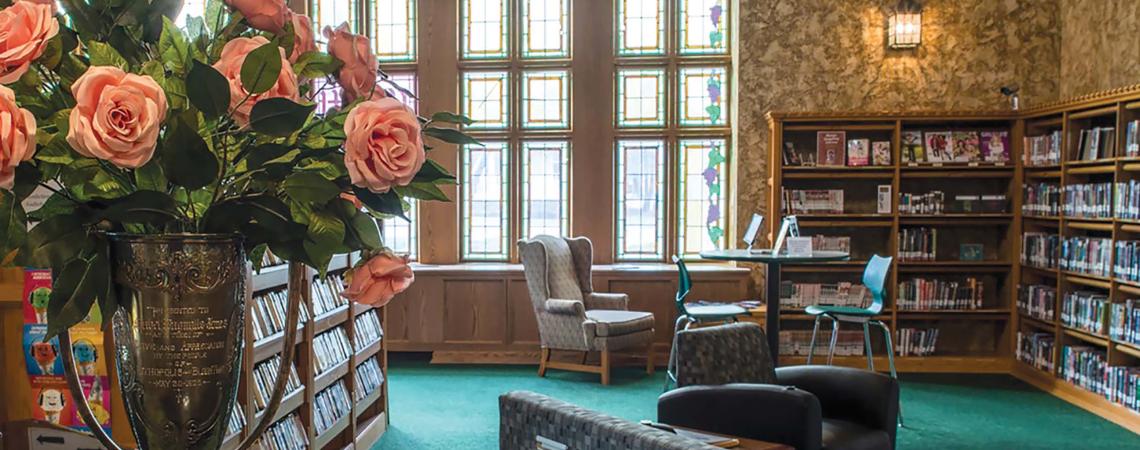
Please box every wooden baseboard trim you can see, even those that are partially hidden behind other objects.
[430,350,666,366]
[1011,363,1140,435]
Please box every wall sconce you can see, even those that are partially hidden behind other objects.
[888,0,922,49]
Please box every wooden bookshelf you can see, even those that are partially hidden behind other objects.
[768,87,1140,434]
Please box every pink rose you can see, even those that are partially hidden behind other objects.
[343,97,425,193]
[340,253,414,307]
[0,85,35,190]
[66,66,166,169]
[324,23,379,103]
[340,192,362,209]
[0,2,58,84]
[212,36,300,126]
[289,13,316,63]
[225,0,288,33]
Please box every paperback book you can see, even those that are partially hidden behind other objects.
[816,131,847,166]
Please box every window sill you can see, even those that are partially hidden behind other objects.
[408,262,749,274]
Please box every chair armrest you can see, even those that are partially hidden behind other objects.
[775,365,898,447]
[657,384,822,450]
[545,299,586,316]
[584,292,629,310]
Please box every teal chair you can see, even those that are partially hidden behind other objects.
[805,254,903,425]
[665,255,749,390]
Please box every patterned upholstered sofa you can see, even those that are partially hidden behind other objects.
[499,391,718,450]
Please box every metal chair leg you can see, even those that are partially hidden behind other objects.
[862,322,874,371]
[807,315,822,365]
[664,315,690,391]
[875,320,904,427]
[826,317,839,365]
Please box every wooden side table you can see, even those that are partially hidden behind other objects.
[669,425,794,450]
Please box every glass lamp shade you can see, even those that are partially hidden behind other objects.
[888,5,922,49]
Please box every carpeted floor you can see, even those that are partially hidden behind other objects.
[374,355,1140,449]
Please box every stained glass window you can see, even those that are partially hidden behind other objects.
[311,0,358,33]
[384,72,418,112]
[521,70,570,129]
[373,0,417,62]
[679,0,728,55]
[616,140,665,260]
[522,141,570,238]
[617,0,665,56]
[383,200,417,259]
[678,138,727,256]
[521,0,569,59]
[462,142,510,260]
[616,68,665,128]
[313,77,342,116]
[175,0,206,28]
[678,66,727,127]
[462,0,509,60]
[462,71,511,129]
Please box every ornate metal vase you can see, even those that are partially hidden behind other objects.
[61,234,304,450]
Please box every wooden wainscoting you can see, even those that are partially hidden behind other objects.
[385,263,754,364]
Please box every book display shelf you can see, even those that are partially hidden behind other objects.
[227,252,389,450]
[767,85,1140,434]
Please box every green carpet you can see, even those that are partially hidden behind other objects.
[374,355,1140,449]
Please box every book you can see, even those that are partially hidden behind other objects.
[952,131,981,162]
[980,131,1010,162]
[872,141,891,165]
[923,131,951,162]
[877,185,891,214]
[782,141,802,166]
[847,139,869,166]
[1127,120,1139,156]
[901,131,924,163]
[816,131,846,166]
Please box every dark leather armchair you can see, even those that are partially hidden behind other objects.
[658,323,898,450]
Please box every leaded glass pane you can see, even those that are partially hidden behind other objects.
[679,0,728,55]
[616,140,665,260]
[521,70,569,129]
[312,0,358,32]
[617,0,665,56]
[678,138,728,256]
[616,68,665,128]
[462,71,510,129]
[462,142,510,260]
[462,0,509,60]
[313,77,342,116]
[383,200,417,259]
[521,0,569,58]
[384,72,418,112]
[175,0,206,28]
[678,66,727,127]
[373,0,417,62]
[522,141,569,238]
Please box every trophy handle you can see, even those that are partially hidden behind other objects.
[234,262,306,450]
[61,328,124,450]
[60,263,309,450]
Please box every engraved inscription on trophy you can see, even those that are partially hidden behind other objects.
[137,305,232,389]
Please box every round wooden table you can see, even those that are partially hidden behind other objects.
[699,249,850,365]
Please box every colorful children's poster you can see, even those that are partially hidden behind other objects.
[24,324,62,376]
[22,269,51,324]
[75,376,112,431]
[30,378,73,426]
[69,327,106,377]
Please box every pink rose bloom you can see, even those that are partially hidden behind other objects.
[212,36,300,126]
[0,2,58,84]
[0,85,35,190]
[324,23,379,103]
[225,0,288,33]
[66,67,166,169]
[340,253,414,307]
[343,97,425,193]
[289,13,317,63]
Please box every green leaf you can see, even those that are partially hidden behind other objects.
[140,60,166,86]
[395,182,449,202]
[347,210,381,250]
[242,143,293,170]
[186,60,231,118]
[430,112,474,126]
[159,17,191,74]
[354,187,408,220]
[37,34,63,69]
[248,98,315,137]
[423,127,482,146]
[0,190,27,260]
[45,255,106,339]
[240,41,282,95]
[22,216,90,270]
[27,192,78,222]
[134,160,167,191]
[204,0,227,34]
[413,159,457,184]
[293,52,342,79]
[282,172,340,203]
[161,118,218,190]
[86,41,128,70]
[307,209,345,247]
[96,190,181,225]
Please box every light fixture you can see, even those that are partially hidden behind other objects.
[888,0,922,49]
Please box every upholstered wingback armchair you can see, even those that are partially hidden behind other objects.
[518,235,656,384]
